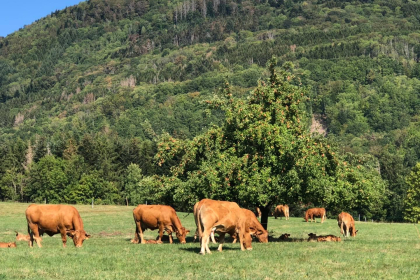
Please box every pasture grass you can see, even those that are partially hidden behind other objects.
[1,202,419,279]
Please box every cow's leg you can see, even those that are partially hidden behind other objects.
[339,222,344,236]
[237,230,247,251]
[133,220,144,244]
[193,228,199,243]
[168,233,174,244]
[231,233,237,244]
[132,224,139,244]
[60,230,67,248]
[28,224,42,248]
[200,228,212,255]
[135,221,146,244]
[27,225,34,248]
[210,228,217,244]
[156,224,165,244]
[217,233,226,252]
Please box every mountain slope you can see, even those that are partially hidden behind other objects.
[1,0,420,220]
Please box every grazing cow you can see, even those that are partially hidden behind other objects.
[215,209,268,244]
[317,235,341,242]
[15,231,31,242]
[337,212,358,237]
[194,205,267,245]
[279,233,290,241]
[132,205,189,244]
[0,242,17,248]
[195,199,253,255]
[305,208,326,223]
[25,204,91,248]
[241,209,268,243]
[273,205,289,220]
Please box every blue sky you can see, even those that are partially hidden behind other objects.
[0,0,85,37]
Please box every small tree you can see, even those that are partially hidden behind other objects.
[403,163,420,223]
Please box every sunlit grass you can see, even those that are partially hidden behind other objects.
[1,202,419,279]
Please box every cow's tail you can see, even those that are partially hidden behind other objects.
[197,207,203,243]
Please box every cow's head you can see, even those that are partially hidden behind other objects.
[351,229,358,237]
[243,232,253,250]
[307,233,317,241]
[15,231,31,242]
[66,229,91,247]
[175,227,190,244]
[253,229,269,243]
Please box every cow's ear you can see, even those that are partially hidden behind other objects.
[185,230,190,234]
[85,233,91,239]
[66,230,76,238]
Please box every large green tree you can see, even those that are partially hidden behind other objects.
[403,163,420,223]
[157,59,386,229]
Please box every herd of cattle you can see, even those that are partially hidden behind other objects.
[2,199,358,253]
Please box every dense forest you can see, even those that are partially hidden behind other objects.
[1,0,420,223]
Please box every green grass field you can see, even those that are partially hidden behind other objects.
[1,202,419,279]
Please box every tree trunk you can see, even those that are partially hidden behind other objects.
[259,205,271,230]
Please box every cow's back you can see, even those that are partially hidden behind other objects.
[133,205,177,229]
[198,200,240,230]
[26,204,81,233]
[338,212,354,224]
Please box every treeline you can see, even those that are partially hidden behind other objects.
[1,0,420,221]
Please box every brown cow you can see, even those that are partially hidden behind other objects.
[337,212,358,237]
[195,199,253,255]
[273,205,289,220]
[15,231,31,242]
[305,208,326,223]
[307,233,318,242]
[279,233,291,241]
[317,235,342,242]
[242,209,268,243]
[132,205,189,244]
[0,242,17,248]
[211,209,268,244]
[308,233,341,242]
[25,204,91,248]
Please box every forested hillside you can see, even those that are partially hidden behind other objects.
[1,0,420,222]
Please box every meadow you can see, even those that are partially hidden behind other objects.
[0,202,419,280]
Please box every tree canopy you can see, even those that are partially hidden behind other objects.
[157,59,386,229]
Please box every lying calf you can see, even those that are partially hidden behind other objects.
[0,242,17,248]
[279,233,291,241]
[307,233,318,242]
[15,231,31,242]
[307,233,341,242]
[317,235,341,242]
